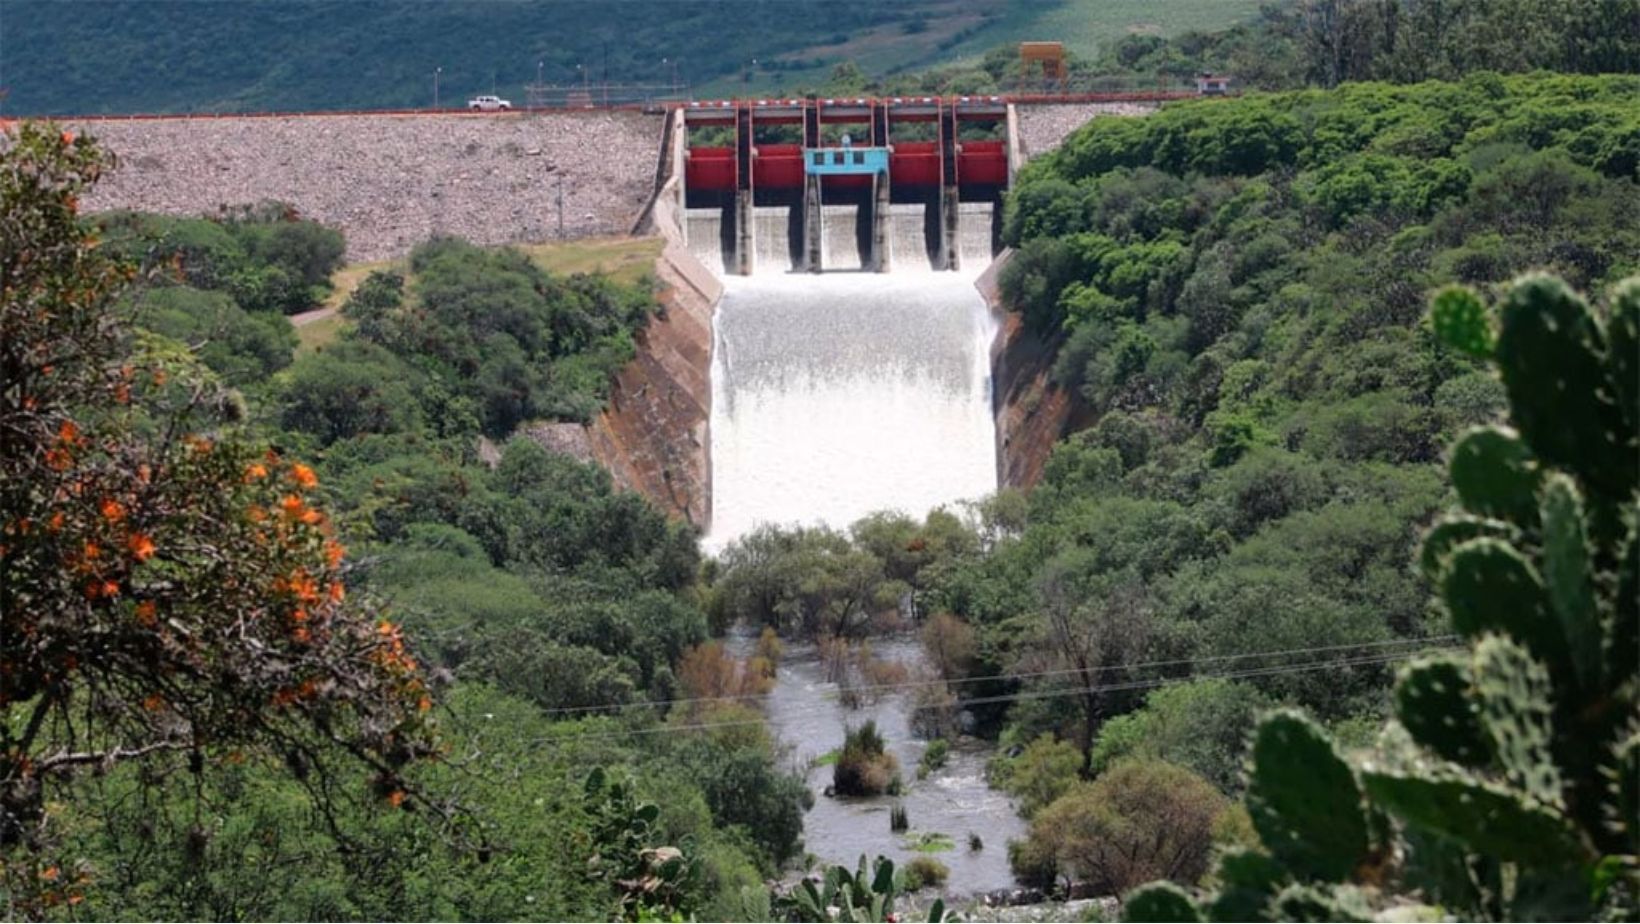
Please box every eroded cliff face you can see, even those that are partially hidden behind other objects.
[584,241,719,527]
[981,255,1088,490]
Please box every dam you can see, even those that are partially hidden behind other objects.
[669,97,1011,546]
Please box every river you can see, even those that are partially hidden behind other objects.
[729,633,1029,896]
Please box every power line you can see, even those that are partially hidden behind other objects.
[476,642,1460,748]
[492,635,1459,720]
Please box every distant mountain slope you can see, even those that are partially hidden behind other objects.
[4,0,1259,115]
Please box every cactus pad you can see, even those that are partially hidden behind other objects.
[1419,515,1518,582]
[1607,278,1638,439]
[1448,426,1541,526]
[1361,769,1586,867]
[1246,711,1369,882]
[1430,285,1493,358]
[1495,274,1632,497]
[1121,882,1203,923]
[1207,849,1287,922]
[1472,635,1563,805]
[1609,518,1638,685]
[1441,538,1568,671]
[1539,475,1602,691]
[1395,655,1492,767]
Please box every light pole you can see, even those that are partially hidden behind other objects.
[433,66,441,108]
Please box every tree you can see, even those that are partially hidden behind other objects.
[0,124,432,910]
[1029,555,1155,775]
[1028,761,1229,896]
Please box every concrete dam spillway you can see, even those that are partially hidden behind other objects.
[693,201,1001,549]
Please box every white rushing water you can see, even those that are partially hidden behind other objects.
[701,202,1000,550]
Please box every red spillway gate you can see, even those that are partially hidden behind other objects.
[684,97,1009,196]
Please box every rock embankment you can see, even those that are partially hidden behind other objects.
[75,111,663,262]
[1015,102,1155,161]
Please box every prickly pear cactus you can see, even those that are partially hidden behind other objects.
[1119,275,1639,924]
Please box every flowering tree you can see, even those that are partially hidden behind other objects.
[0,125,433,911]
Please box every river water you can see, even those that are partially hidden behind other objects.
[691,201,1023,895]
[728,634,1029,895]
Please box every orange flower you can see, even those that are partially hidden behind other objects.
[82,541,100,560]
[142,694,166,712]
[246,504,268,523]
[101,580,120,598]
[244,462,269,482]
[324,540,346,568]
[57,420,78,444]
[100,497,126,523]
[417,695,432,713]
[44,448,72,471]
[40,866,59,882]
[134,600,158,626]
[61,130,75,145]
[280,495,305,519]
[327,581,346,604]
[290,463,318,488]
[47,511,65,533]
[152,369,168,387]
[385,790,406,808]
[114,382,131,404]
[292,627,311,644]
[127,533,156,562]
[299,508,324,526]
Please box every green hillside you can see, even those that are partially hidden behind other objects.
[4,0,1260,115]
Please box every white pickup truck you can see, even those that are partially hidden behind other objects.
[467,95,512,111]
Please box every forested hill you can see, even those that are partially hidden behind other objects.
[4,0,1260,115]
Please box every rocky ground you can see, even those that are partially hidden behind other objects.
[1016,102,1155,161]
[74,111,663,262]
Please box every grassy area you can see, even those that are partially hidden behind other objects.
[294,312,350,357]
[291,236,663,357]
[901,832,955,854]
[701,0,1261,94]
[518,236,664,287]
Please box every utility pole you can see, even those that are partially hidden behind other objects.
[433,66,441,108]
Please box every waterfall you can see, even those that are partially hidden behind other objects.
[752,206,797,274]
[957,201,997,268]
[705,241,1000,550]
[685,208,726,275]
[887,203,933,271]
[819,204,864,272]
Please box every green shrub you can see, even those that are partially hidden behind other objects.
[835,721,898,797]
[902,856,949,891]
[917,739,950,779]
[1001,734,1083,818]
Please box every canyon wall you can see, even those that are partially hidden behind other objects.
[584,115,720,527]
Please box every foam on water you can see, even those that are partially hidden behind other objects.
[705,263,999,550]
